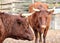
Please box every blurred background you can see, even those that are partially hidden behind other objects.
[0,0,60,43]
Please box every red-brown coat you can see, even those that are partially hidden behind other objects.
[28,2,54,43]
[29,2,48,13]
[0,12,34,43]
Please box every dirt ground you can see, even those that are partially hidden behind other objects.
[3,29,60,43]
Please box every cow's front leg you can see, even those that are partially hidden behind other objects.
[43,28,48,43]
[34,30,39,43]
[39,32,42,43]
[43,34,45,43]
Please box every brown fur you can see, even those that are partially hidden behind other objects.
[28,10,54,43]
[28,2,54,43]
[29,2,48,13]
[0,12,34,43]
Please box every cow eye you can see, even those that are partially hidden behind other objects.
[16,19,22,25]
[17,21,22,25]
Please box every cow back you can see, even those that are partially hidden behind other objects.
[29,2,48,13]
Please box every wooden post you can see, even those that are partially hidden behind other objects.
[11,3,15,15]
[32,0,35,4]
[1,0,2,11]
[53,2,58,9]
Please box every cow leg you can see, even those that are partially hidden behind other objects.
[43,28,48,43]
[35,32,39,43]
[43,34,45,43]
[39,32,42,43]
[34,29,39,43]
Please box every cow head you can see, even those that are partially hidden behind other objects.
[33,8,54,29]
[12,16,34,41]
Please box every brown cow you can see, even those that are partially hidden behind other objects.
[28,2,54,43]
[28,9,54,43]
[0,12,34,43]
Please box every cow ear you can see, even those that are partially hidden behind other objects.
[49,10,54,14]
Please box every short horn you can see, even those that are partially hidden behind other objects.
[22,13,32,17]
[47,9,54,11]
[47,7,55,11]
[33,8,40,11]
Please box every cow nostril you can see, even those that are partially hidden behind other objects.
[27,35,34,41]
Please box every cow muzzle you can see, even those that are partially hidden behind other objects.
[41,25,46,28]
